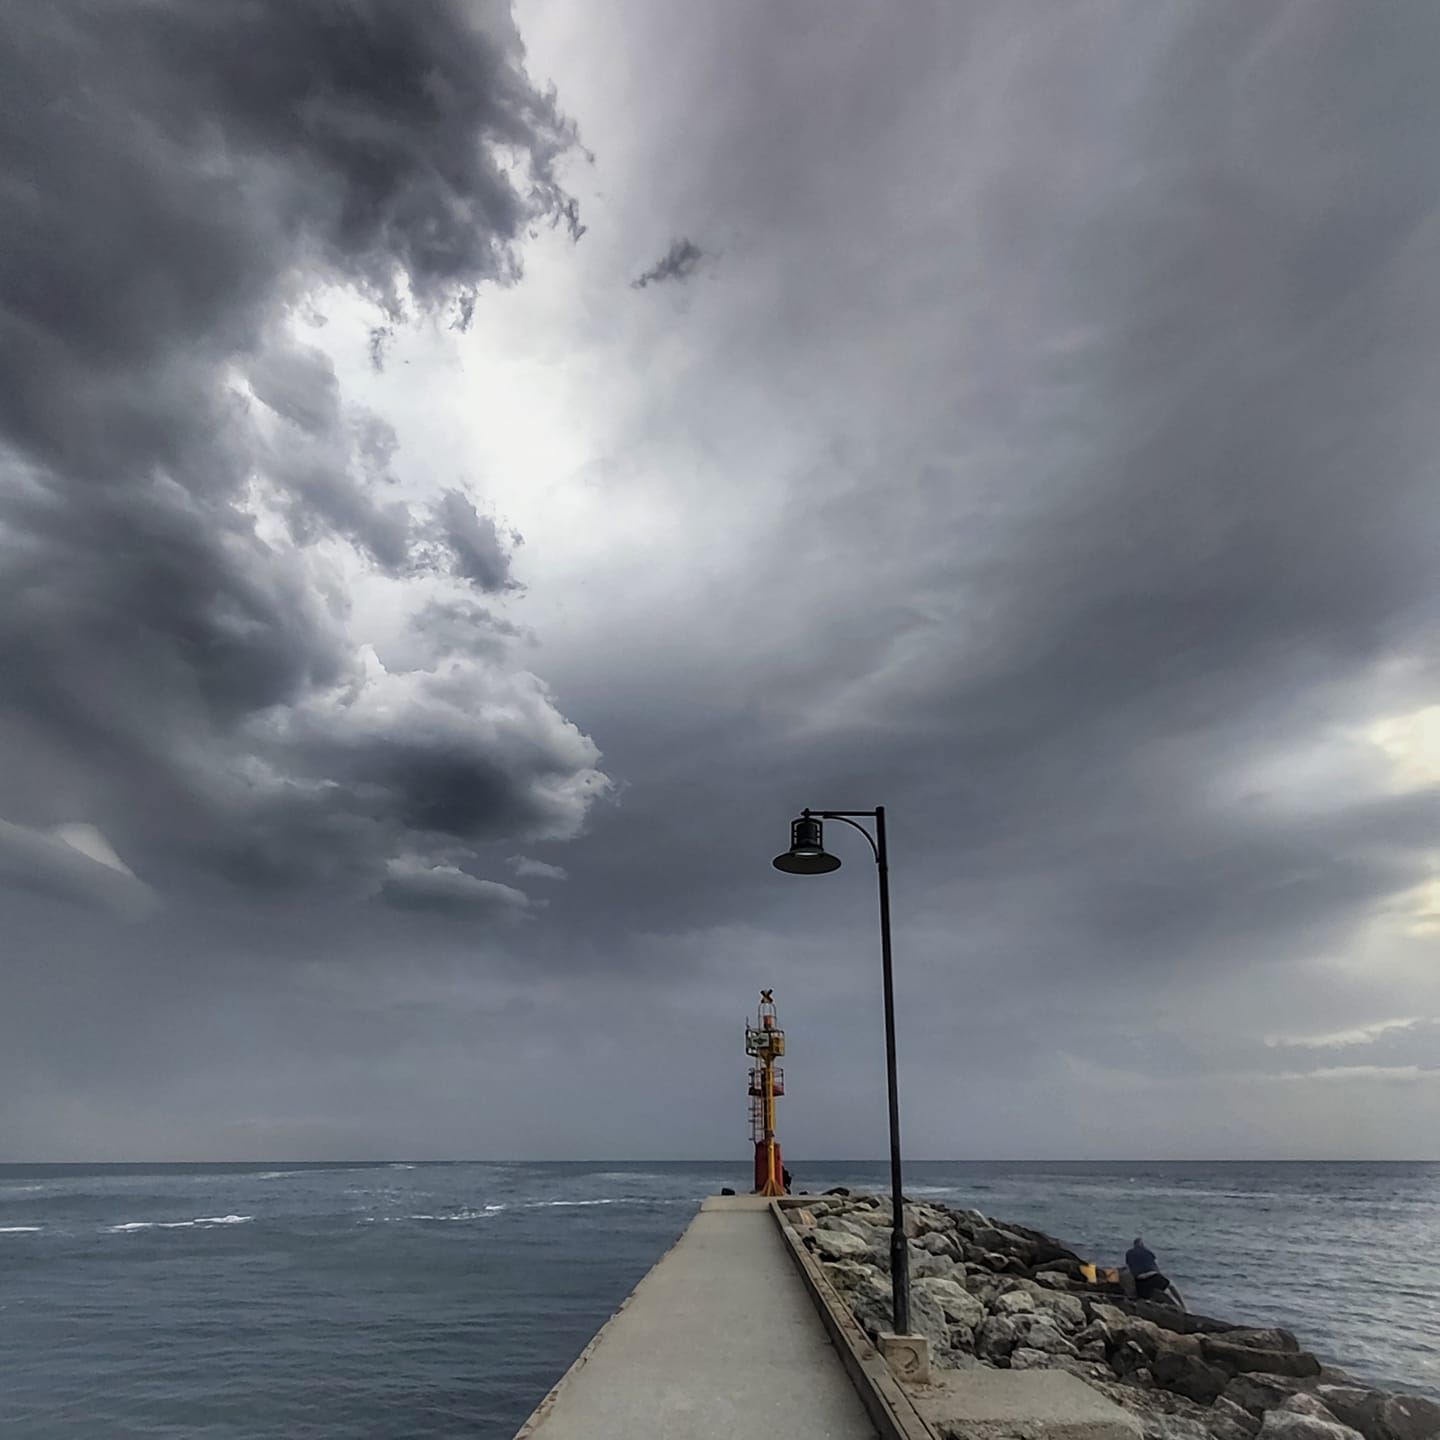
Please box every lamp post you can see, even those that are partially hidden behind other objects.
[772,806,910,1338]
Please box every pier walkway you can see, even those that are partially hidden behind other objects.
[514,1195,876,1439]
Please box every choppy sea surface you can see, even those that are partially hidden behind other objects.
[1,1160,1434,1437]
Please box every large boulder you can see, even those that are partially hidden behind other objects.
[1257,1406,1365,1440]
[912,1252,961,1281]
[913,1276,985,1331]
[1312,1386,1440,1440]
[823,1259,883,1292]
[1006,1222,1083,1267]
[973,1224,1037,1262]
[1226,1328,1302,1354]
[1226,1374,1313,1417]
[975,1314,1024,1364]
[844,1205,891,1229]
[1140,1418,1218,1440]
[1283,1396,1356,1424]
[812,1228,875,1263]
[1031,1288,1088,1332]
[844,1271,899,1342]
[909,1283,955,1363]
[1150,1349,1231,1405]
[1371,1393,1440,1440]
[1211,1396,1262,1439]
[818,1213,874,1241]
[1008,1346,1053,1371]
[1021,1317,1078,1357]
[1105,1297,1235,1336]
[992,1289,1038,1318]
[1202,1337,1322,1378]
[916,1229,961,1257]
[1034,1271,1081,1292]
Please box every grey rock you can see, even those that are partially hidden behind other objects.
[976,1314,1024,1363]
[1282,1397,1351,1424]
[1202,1337,1322,1379]
[821,1259,882,1291]
[992,1289,1038,1317]
[1226,1374,1313,1417]
[812,1228,873,1262]
[1051,1356,1116,1385]
[844,1206,890,1228]
[1031,1288,1088,1332]
[1110,1339,1151,1379]
[1310,1387,1440,1440]
[1009,1346,1053,1371]
[818,1213,872,1240]
[909,1283,953,1361]
[912,1253,960,1281]
[1211,1396,1263,1438]
[1140,1417,1215,1440]
[1372,1393,1440,1440]
[916,1229,960,1256]
[948,1322,977,1353]
[1257,1411,1364,1440]
[913,1276,985,1330]
[1310,1389,1389,1440]
[1022,1317,1079,1357]
[1150,1349,1230,1405]
[1225,1328,1301,1354]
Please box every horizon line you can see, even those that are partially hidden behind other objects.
[3,1155,1437,1166]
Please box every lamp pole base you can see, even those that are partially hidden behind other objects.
[877,1333,930,1383]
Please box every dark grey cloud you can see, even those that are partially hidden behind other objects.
[632,237,703,289]
[5,0,1440,1163]
[436,490,521,591]
[0,1,605,920]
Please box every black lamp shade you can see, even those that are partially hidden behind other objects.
[772,815,842,874]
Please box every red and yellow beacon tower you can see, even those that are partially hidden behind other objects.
[746,990,786,1196]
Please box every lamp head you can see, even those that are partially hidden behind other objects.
[772,814,842,875]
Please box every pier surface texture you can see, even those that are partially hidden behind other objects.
[515,1195,1140,1440]
[514,1195,877,1439]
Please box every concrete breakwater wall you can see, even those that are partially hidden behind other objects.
[787,1190,1440,1440]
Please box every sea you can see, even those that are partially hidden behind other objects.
[1,1160,1435,1437]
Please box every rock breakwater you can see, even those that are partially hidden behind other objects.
[787,1191,1439,1440]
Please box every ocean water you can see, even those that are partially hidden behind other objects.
[0,1160,1434,1437]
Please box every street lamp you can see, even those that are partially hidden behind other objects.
[772,806,911,1338]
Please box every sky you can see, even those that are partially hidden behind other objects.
[2,0,1438,1163]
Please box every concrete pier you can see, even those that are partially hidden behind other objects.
[515,1195,1140,1439]
[514,1195,877,1439]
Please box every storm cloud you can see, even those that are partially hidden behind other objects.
[0,1,607,918]
[3,1,1439,1163]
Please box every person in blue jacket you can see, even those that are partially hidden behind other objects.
[1125,1236,1170,1301]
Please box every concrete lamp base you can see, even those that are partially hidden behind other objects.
[877,1333,930,1384]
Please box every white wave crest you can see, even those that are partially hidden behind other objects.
[0,1225,42,1234]
[106,1214,252,1233]
[407,1205,505,1221]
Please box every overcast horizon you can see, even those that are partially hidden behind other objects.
[3,1,1439,1165]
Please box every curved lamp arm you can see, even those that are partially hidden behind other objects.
[802,808,880,863]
